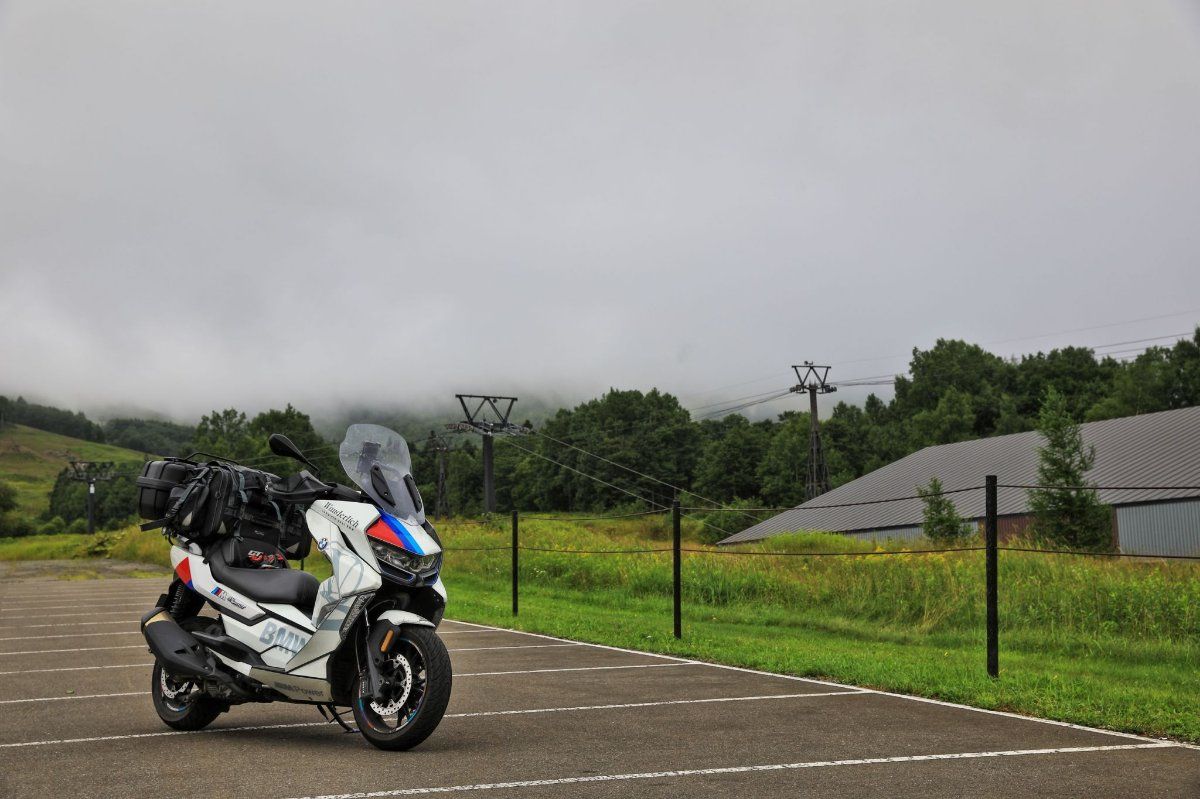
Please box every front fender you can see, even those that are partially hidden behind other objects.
[376,609,435,628]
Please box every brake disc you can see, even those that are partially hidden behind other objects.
[369,653,414,716]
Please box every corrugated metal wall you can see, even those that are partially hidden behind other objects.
[1116,500,1200,556]
[847,526,922,543]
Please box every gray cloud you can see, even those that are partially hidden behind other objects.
[2,1,1199,421]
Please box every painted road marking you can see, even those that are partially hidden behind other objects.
[0,662,150,676]
[8,621,139,629]
[0,721,332,748]
[0,611,141,621]
[0,644,145,656]
[0,689,864,709]
[280,744,1180,799]
[0,631,143,642]
[445,620,1200,750]
[0,692,147,704]
[0,654,690,677]
[0,603,152,612]
[444,643,581,653]
[0,690,864,739]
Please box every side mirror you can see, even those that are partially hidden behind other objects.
[268,434,321,475]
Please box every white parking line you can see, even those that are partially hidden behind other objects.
[1,594,164,603]
[0,662,149,676]
[0,611,139,621]
[0,603,151,612]
[0,689,861,739]
[0,648,668,677]
[8,620,139,629]
[0,644,145,656]
[0,593,164,601]
[1,688,863,709]
[0,720,330,748]
[0,692,146,704]
[447,690,867,717]
[0,631,143,642]
[457,663,699,678]
[445,644,580,653]
[445,620,1200,750]
[282,744,1179,798]
[0,642,578,669]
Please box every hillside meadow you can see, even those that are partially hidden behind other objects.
[0,424,146,517]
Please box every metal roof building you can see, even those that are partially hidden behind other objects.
[718,405,1200,555]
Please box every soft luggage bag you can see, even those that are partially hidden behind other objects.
[135,459,192,520]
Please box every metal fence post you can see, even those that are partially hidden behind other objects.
[985,475,998,678]
[86,480,96,536]
[511,509,519,616]
[672,500,681,639]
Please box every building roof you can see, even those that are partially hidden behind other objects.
[719,405,1200,545]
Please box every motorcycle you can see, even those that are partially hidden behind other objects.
[139,424,451,751]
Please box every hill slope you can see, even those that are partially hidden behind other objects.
[0,425,148,517]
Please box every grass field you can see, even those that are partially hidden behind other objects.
[0,424,146,517]
[3,515,1196,743]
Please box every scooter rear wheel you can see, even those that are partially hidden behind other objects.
[150,617,225,731]
[351,626,452,751]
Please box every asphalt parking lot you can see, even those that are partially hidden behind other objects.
[1,572,1197,798]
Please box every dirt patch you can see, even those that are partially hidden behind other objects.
[0,558,170,580]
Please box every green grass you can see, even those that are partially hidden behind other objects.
[0,424,147,517]
[6,516,1196,742]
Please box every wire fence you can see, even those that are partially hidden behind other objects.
[433,477,1198,679]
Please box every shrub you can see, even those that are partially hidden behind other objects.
[917,476,971,543]
[37,517,65,535]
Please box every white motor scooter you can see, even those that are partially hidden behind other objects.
[139,424,451,751]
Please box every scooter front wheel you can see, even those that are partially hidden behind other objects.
[351,626,452,751]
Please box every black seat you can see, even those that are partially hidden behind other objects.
[208,539,319,614]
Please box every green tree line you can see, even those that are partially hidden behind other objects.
[4,329,1197,536]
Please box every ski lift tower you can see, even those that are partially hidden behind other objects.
[446,394,528,513]
[424,430,452,519]
[68,460,115,535]
[789,363,836,500]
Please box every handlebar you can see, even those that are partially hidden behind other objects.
[267,471,362,504]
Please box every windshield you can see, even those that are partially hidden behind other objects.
[339,424,425,525]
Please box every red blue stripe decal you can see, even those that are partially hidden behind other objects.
[175,558,193,589]
[367,513,426,555]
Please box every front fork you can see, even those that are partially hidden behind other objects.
[363,619,404,702]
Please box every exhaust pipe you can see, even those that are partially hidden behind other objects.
[140,608,226,681]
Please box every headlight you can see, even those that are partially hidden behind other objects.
[370,541,440,574]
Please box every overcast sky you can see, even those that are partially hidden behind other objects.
[2,1,1199,422]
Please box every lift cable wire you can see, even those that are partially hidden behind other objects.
[528,430,761,526]
[494,431,734,537]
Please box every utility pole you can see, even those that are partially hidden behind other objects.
[68,461,115,535]
[425,430,451,518]
[790,363,836,501]
[446,394,528,514]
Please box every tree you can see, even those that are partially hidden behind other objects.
[909,387,975,447]
[1028,387,1111,549]
[524,389,698,511]
[693,416,771,502]
[193,409,256,461]
[0,480,16,515]
[104,418,196,456]
[756,413,808,507]
[917,476,968,543]
[247,405,328,475]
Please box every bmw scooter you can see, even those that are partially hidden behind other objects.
[139,424,451,751]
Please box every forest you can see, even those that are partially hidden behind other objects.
[3,329,1198,533]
